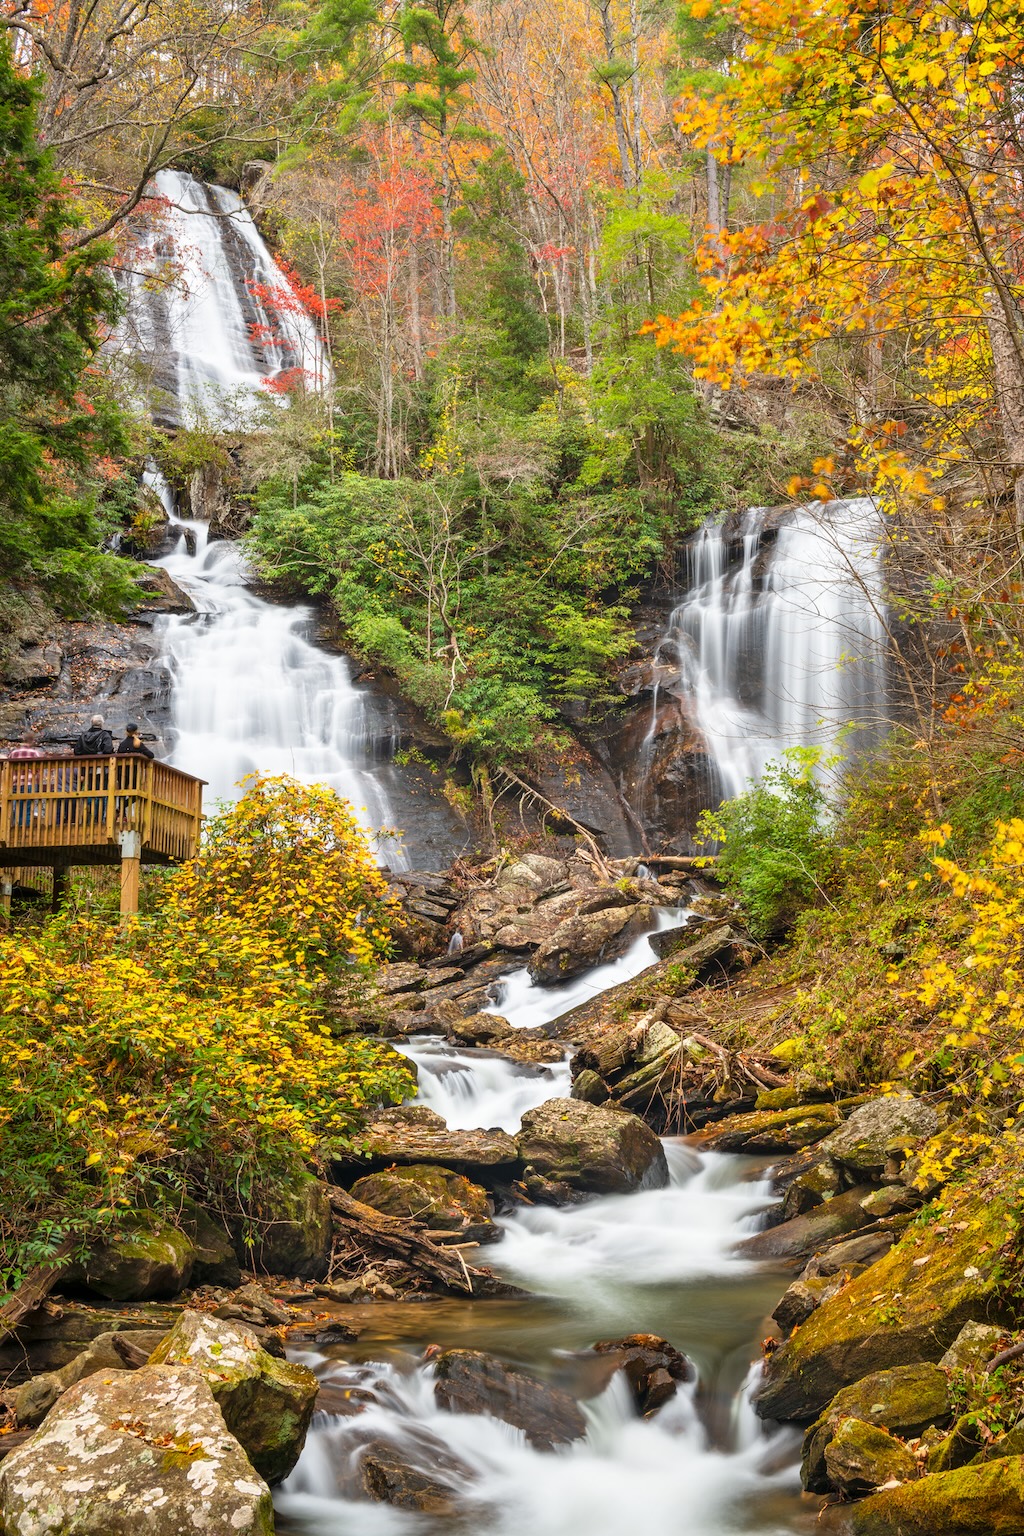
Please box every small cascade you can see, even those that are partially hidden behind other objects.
[397,1037,572,1131]
[639,498,887,820]
[118,168,328,426]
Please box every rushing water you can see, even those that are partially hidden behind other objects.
[641,498,888,812]
[277,943,811,1536]
[154,512,402,853]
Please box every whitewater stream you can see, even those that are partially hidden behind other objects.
[275,930,812,1536]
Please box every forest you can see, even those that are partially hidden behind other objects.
[4,0,1024,1534]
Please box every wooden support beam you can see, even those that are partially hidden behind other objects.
[51,867,67,914]
[0,876,11,922]
[118,830,141,916]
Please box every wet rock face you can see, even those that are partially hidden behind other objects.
[231,1172,333,1281]
[355,1438,468,1513]
[350,1164,498,1244]
[527,904,652,985]
[433,1348,587,1450]
[0,1365,273,1536]
[335,1104,520,1185]
[591,1335,693,1417]
[149,1310,318,1484]
[515,1097,668,1202]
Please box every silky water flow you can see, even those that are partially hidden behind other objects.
[277,929,813,1536]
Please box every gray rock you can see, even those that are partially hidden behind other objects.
[337,1104,520,1184]
[820,1093,940,1179]
[939,1321,1005,1374]
[13,1329,167,1427]
[0,1366,272,1535]
[528,905,649,985]
[516,1097,668,1201]
[149,1310,318,1483]
[737,1187,875,1261]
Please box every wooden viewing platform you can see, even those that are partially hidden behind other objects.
[0,755,205,915]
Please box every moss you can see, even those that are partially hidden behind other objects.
[849,1455,1024,1535]
[802,1363,950,1491]
[758,1173,1016,1422]
[351,1164,495,1240]
[824,1417,918,1495]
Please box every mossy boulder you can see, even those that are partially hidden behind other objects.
[697,1102,841,1155]
[801,1363,951,1491]
[150,1309,317,1483]
[0,1366,273,1536]
[80,1212,195,1301]
[350,1164,498,1243]
[179,1198,242,1288]
[824,1417,918,1496]
[515,1097,668,1201]
[738,1186,874,1261]
[235,1173,333,1281]
[756,1180,1012,1422]
[925,1413,987,1473]
[848,1455,1024,1535]
[939,1321,1005,1373]
[819,1093,939,1180]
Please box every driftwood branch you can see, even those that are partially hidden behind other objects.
[986,1338,1024,1374]
[0,1239,74,1342]
[492,766,614,876]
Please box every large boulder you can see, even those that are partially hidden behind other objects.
[179,1199,243,1288]
[79,1212,195,1301]
[848,1456,1024,1535]
[528,905,650,985]
[337,1104,520,1184]
[236,1173,333,1280]
[350,1164,498,1244]
[756,1181,1011,1423]
[149,1310,318,1484]
[433,1348,586,1450]
[819,1093,939,1180]
[801,1363,951,1491]
[0,1366,272,1535]
[515,1097,668,1201]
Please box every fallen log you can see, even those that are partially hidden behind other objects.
[326,1187,479,1294]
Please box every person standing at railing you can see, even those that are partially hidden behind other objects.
[73,714,113,831]
[8,731,44,830]
[116,723,156,830]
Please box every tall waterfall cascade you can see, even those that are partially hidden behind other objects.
[120,172,401,852]
[119,168,328,426]
[645,497,887,811]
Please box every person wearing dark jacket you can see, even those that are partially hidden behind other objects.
[74,715,114,755]
[117,724,155,760]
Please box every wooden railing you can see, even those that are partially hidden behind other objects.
[0,756,204,866]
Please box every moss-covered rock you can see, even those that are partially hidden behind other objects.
[150,1309,317,1483]
[925,1413,987,1473]
[80,1213,195,1301]
[235,1173,333,1281]
[350,1164,498,1243]
[756,1180,1013,1423]
[819,1093,939,1180]
[939,1321,1005,1373]
[849,1455,1024,1535]
[515,1097,668,1201]
[801,1364,951,1491]
[824,1417,918,1496]
[179,1198,242,1288]
[738,1186,874,1261]
[697,1102,842,1154]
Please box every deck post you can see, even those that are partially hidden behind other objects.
[51,867,67,914]
[0,876,12,922]
[118,830,142,916]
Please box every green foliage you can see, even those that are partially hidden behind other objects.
[0,775,413,1291]
[699,748,837,938]
[0,36,137,624]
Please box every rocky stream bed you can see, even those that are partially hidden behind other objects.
[1,853,1021,1536]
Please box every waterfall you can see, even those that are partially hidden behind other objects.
[642,497,887,815]
[117,167,328,426]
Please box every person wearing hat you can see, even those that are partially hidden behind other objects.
[117,723,155,760]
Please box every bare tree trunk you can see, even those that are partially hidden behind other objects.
[986,295,1024,553]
